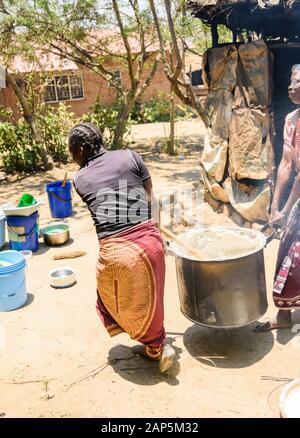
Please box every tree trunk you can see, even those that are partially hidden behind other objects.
[168,47,176,156]
[6,71,54,170]
[112,97,134,149]
[168,94,176,156]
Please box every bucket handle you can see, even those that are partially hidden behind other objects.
[50,192,73,203]
[7,222,37,238]
[47,219,67,224]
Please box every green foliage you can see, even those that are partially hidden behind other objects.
[173,103,195,120]
[81,99,134,148]
[0,107,13,123]
[0,120,41,173]
[132,98,170,123]
[131,97,195,123]
[36,103,77,164]
[0,103,76,173]
[160,138,181,155]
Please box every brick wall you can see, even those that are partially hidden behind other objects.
[0,59,173,119]
[0,53,203,119]
[0,86,19,117]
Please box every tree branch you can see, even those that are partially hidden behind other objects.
[149,0,209,127]
[48,39,124,94]
[164,0,183,82]
[6,70,54,169]
[112,0,136,90]
[136,53,160,99]
[149,0,168,65]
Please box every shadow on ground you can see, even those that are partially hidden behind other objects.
[0,167,76,204]
[107,337,182,386]
[183,323,275,369]
[134,137,204,161]
[276,310,300,346]
[15,293,34,310]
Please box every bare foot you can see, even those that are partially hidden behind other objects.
[132,345,161,361]
[254,310,292,332]
[132,344,175,373]
[159,344,175,374]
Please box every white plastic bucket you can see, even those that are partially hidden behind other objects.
[0,199,41,217]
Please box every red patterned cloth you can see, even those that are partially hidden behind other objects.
[273,200,300,309]
[274,110,300,308]
[283,108,300,171]
[95,219,166,347]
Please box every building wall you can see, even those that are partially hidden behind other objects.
[0,86,18,116]
[0,52,204,119]
[0,59,174,119]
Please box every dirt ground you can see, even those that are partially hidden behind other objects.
[0,119,300,418]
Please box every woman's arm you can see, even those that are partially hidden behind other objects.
[270,148,293,219]
[281,170,300,216]
[143,178,160,225]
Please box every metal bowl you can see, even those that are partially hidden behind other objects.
[280,379,300,418]
[49,266,76,289]
[41,222,69,246]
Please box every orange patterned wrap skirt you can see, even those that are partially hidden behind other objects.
[95,220,166,347]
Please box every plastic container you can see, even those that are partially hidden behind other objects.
[1,199,41,217]
[46,181,73,218]
[0,210,5,249]
[20,250,33,261]
[17,193,37,208]
[0,250,27,311]
[6,212,39,252]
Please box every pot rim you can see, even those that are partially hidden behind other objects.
[40,222,69,236]
[279,378,300,418]
[169,226,267,262]
[49,266,76,288]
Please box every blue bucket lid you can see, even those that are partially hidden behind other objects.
[0,250,26,275]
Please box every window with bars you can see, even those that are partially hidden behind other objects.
[108,70,122,87]
[44,74,84,103]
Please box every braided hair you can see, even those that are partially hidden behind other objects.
[68,122,104,156]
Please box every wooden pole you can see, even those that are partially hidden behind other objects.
[160,224,204,260]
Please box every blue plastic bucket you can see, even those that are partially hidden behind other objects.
[0,250,27,311]
[46,181,73,218]
[0,210,5,249]
[6,212,39,252]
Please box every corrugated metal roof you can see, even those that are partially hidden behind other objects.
[7,53,78,74]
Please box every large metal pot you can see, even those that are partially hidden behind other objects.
[169,226,275,328]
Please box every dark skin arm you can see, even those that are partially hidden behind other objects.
[282,171,300,216]
[270,147,294,226]
[143,178,160,226]
[144,178,168,254]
